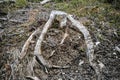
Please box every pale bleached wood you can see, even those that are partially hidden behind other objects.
[67,14,104,79]
[19,28,41,59]
[34,11,69,69]
[20,10,103,79]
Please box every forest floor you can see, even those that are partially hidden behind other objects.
[0,0,120,80]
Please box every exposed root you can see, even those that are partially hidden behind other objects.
[19,28,41,59]
[19,10,104,79]
[67,14,103,79]
[51,10,104,79]
[33,10,70,71]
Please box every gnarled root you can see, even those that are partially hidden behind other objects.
[20,10,104,79]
